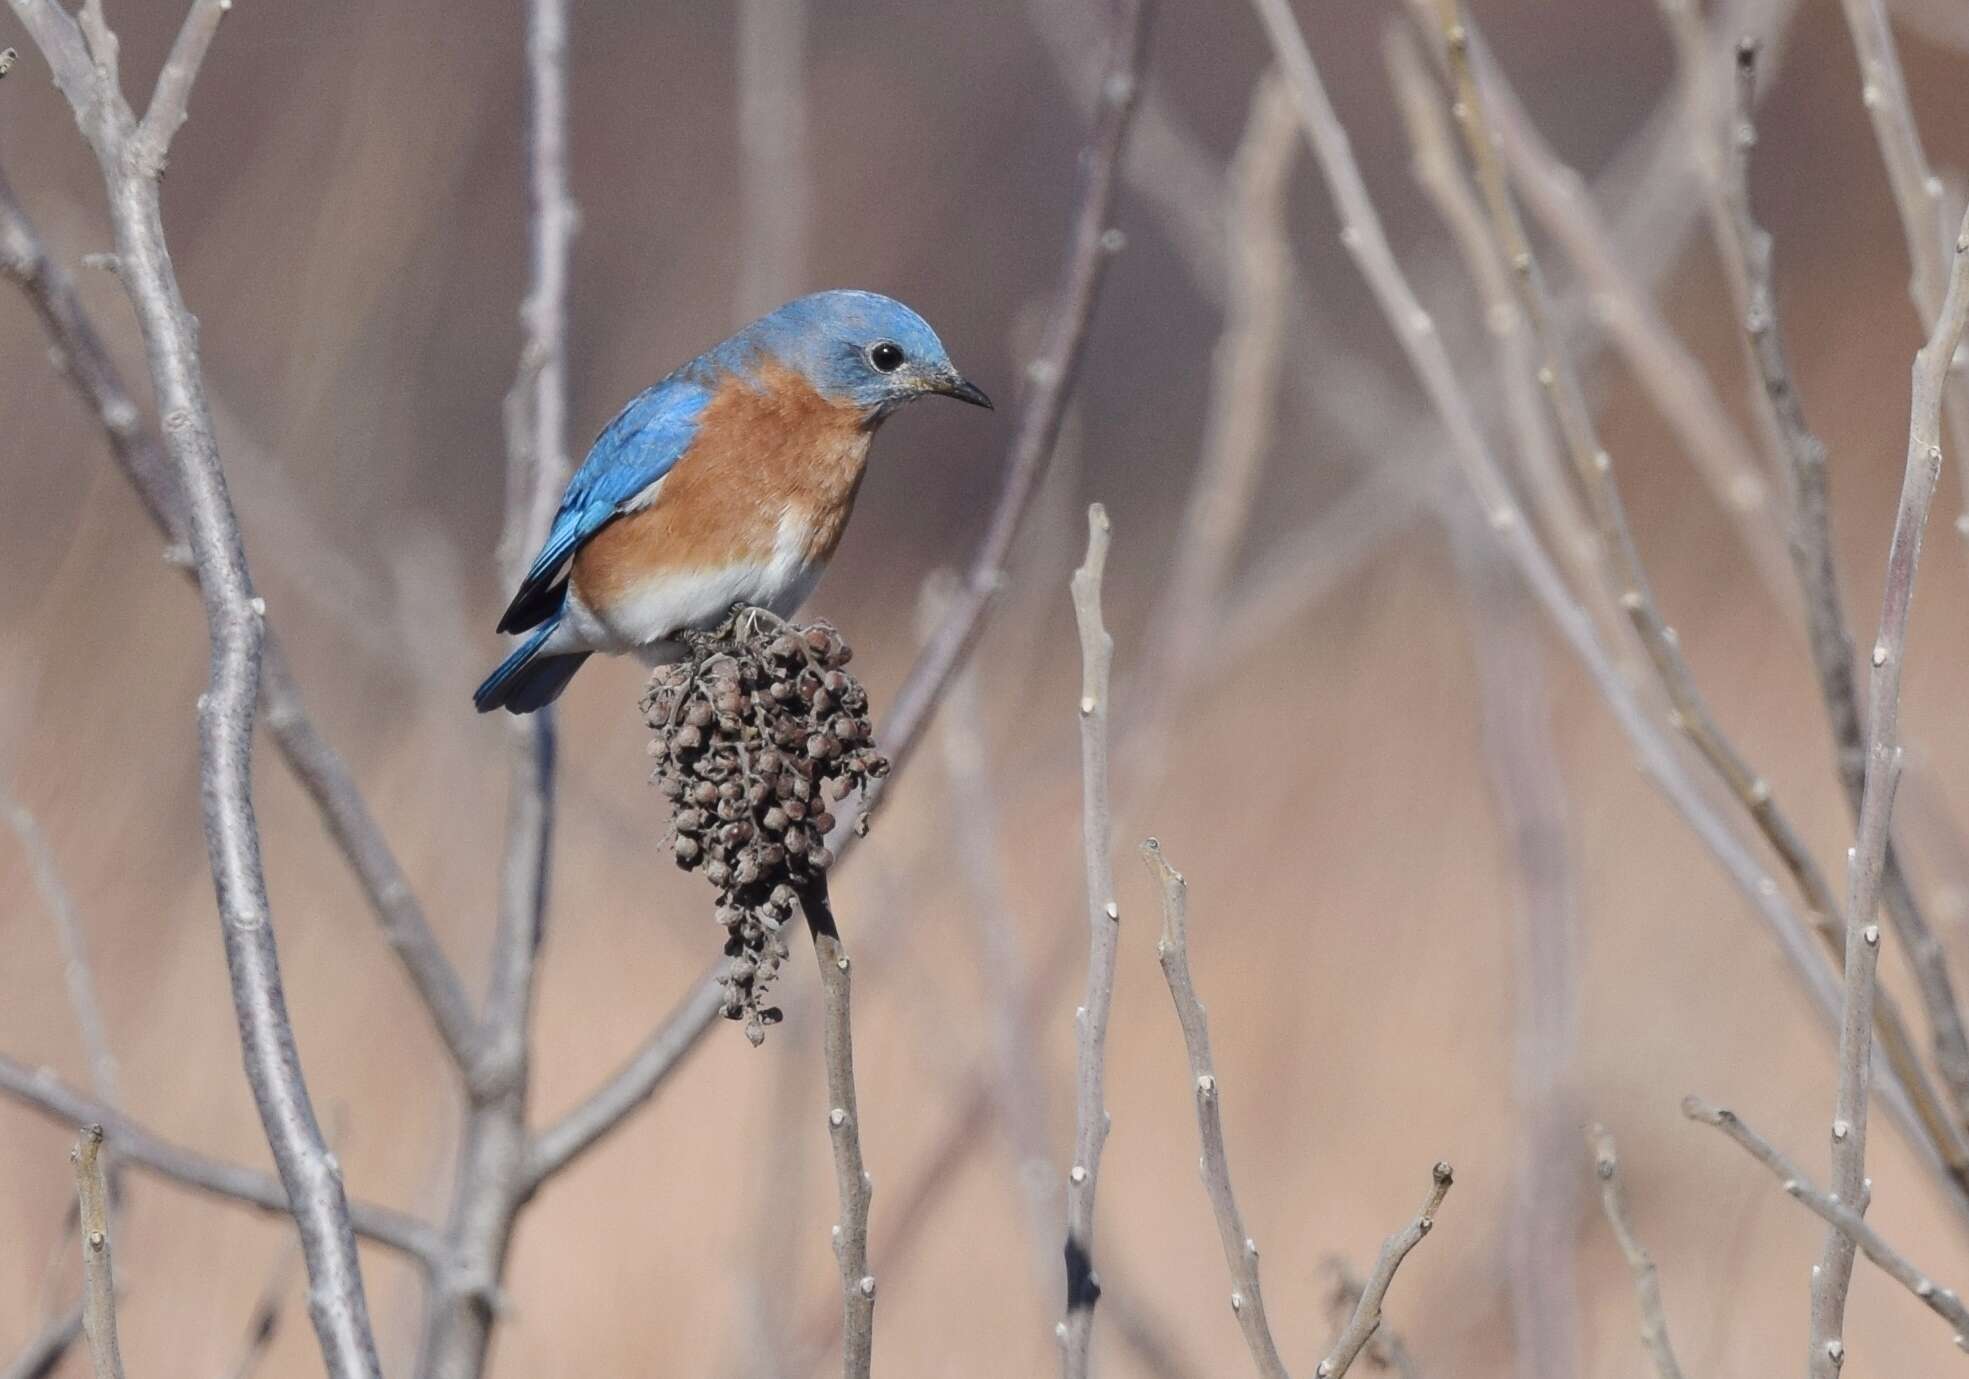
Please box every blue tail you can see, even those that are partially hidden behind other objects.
[473,616,591,714]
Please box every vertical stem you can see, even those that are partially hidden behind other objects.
[1061,504,1117,1379]
[72,1127,124,1379]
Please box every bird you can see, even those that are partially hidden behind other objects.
[474,289,991,714]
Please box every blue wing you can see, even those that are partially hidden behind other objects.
[496,371,717,634]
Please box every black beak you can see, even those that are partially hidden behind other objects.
[942,376,993,409]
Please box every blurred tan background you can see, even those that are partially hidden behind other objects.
[6,1,1969,1375]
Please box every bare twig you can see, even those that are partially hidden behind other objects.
[1318,1164,1454,1379]
[420,4,574,1373]
[1140,840,1288,1379]
[523,0,1152,1184]
[734,0,810,318]
[1322,1265,1424,1379]
[12,3,385,1372]
[1812,202,1969,1376]
[0,162,479,1076]
[1721,35,1969,1151]
[1246,0,1954,1207]
[1831,0,1969,532]
[1133,71,1294,779]
[1685,1096,1969,1349]
[1061,503,1117,1379]
[71,1127,124,1379]
[799,877,876,1379]
[0,1056,443,1265]
[1586,1126,1686,1379]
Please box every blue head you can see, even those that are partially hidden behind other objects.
[721,290,992,421]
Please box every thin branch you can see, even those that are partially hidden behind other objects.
[0,163,480,1075]
[1245,0,1957,1210]
[72,1127,124,1379]
[1402,11,1793,608]
[2,790,119,1106]
[0,1056,444,1266]
[1425,0,1862,1093]
[1060,503,1117,1379]
[1832,0,1969,534]
[1685,1096,1969,1350]
[801,877,876,1379]
[1586,1125,1686,1379]
[1317,1164,1455,1379]
[421,4,574,1373]
[1140,840,1288,1379]
[1322,1265,1424,1379]
[1721,34,1969,1150]
[131,0,226,174]
[523,0,1153,1185]
[14,2,386,1371]
[1814,201,1969,1375]
[1133,70,1294,780]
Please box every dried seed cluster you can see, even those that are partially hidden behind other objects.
[645,615,888,1044]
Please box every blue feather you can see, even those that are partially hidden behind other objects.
[473,614,590,714]
[496,374,716,633]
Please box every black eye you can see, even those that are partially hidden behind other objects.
[868,341,905,373]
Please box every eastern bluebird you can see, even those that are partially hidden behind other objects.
[473,290,991,714]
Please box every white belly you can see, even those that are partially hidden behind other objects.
[553,556,826,664]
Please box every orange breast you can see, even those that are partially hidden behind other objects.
[573,363,874,607]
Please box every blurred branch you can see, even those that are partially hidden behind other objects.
[0,165,481,1075]
[0,1056,443,1266]
[1401,8,1794,610]
[800,877,876,1379]
[1812,201,1969,1374]
[1318,1164,1455,1379]
[1140,840,1288,1379]
[1685,1096,1969,1349]
[1832,0,1969,531]
[523,0,1153,1186]
[1429,0,1969,1229]
[217,1236,303,1379]
[1061,504,1117,1379]
[421,3,574,1374]
[0,1306,82,1379]
[1443,505,1582,1379]
[1247,0,1959,1211]
[734,0,810,317]
[72,1127,124,1379]
[2,791,119,1108]
[1132,71,1294,780]
[1586,1126,1685,1379]
[1886,0,1969,50]
[11,3,385,1373]
[1721,36,1969,1152]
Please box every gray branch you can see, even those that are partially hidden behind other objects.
[71,1127,124,1379]
[1686,1096,1969,1351]
[1317,1164,1455,1379]
[1060,504,1117,1379]
[12,3,385,1373]
[1586,1126,1686,1379]
[1140,841,1288,1379]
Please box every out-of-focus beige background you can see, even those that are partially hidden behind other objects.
[6,2,1969,1375]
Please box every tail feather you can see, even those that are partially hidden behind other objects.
[473,618,591,714]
